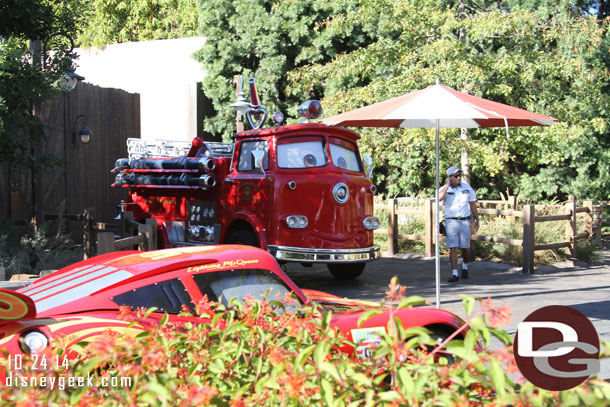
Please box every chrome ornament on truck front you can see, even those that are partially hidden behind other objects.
[245,78,268,129]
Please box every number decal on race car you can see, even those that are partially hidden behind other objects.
[0,290,36,321]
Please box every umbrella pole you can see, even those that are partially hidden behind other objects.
[435,120,440,309]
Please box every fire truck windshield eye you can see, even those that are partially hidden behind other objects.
[277,140,327,169]
[330,142,362,172]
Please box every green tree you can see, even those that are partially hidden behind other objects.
[0,0,82,220]
[0,0,81,170]
[287,0,610,200]
[0,0,82,41]
[77,0,199,48]
[194,0,373,141]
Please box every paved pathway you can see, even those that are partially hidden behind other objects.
[285,246,610,378]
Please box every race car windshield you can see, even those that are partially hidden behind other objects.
[192,269,302,311]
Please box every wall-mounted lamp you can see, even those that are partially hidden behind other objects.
[42,32,85,92]
[58,65,85,92]
[73,114,92,144]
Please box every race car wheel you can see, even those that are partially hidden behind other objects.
[383,328,457,385]
[427,329,456,365]
[327,262,366,280]
[225,229,259,247]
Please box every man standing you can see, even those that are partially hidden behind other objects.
[439,166,479,282]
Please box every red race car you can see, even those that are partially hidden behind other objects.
[0,245,465,358]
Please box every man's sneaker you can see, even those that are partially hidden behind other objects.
[448,275,459,283]
[461,269,469,279]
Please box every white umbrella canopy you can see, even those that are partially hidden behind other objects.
[322,81,557,308]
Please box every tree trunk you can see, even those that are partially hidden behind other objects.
[599,0,610,21]
[457,1,470,185]
[460,128,470,185]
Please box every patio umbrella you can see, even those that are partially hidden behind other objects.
[322,80,557,308]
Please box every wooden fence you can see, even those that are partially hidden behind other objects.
[33,208,155,258]
[96,215,157,256]
[0,82,139,227]
[76,210,157,257]
[375,196,609,273]
[0,208,101,258]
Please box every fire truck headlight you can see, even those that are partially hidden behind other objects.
[333,183,349,204]
[363,216,380,230]
[285,215,308,229]
[20,330,48,354]
[272,111,285,126]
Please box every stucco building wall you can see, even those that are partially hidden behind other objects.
[74,37,208,142]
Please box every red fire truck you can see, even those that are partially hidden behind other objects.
[112,79,380,279]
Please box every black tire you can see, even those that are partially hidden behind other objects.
[383,329,457,385]
[327,262,366,280]
[225,229,259,247]
[427,330,456,365]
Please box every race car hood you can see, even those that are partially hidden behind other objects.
[0,289,37,325]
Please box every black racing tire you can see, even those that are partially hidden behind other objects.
[384,327,458,385]
[427,329,457,365]
[225,229,259,247]
[327,262,366,280]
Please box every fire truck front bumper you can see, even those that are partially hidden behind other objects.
[268,245,380,263]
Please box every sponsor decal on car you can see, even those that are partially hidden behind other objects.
[351,327,385,359]
[187,259,260,272]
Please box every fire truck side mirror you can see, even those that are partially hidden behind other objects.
[363,156,373,178]
[251,150,266,173]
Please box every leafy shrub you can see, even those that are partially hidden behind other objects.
[1,279,609,406]
[474,215,524,265]
[0,219,83,277]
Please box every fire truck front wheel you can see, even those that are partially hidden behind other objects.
[225,229,259,248]
[327,263,366,280]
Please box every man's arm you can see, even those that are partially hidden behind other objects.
[469,200,479,231]
[439,177,450,201]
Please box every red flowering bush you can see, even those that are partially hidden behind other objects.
[1,280,609,406]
